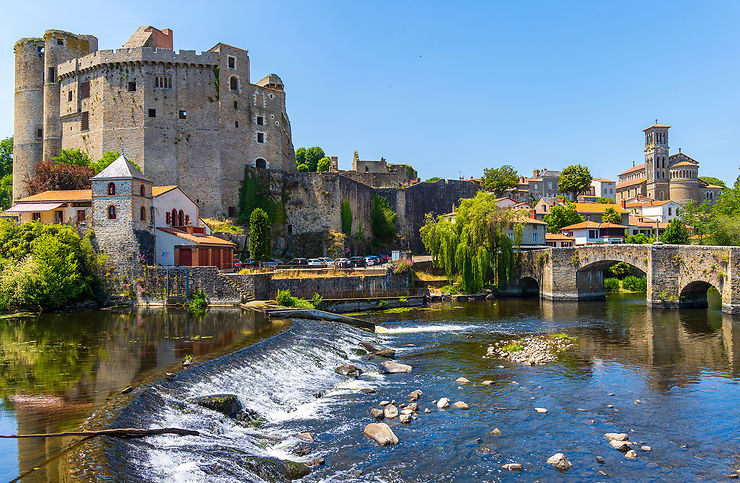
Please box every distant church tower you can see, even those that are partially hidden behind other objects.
[643,122,671,201]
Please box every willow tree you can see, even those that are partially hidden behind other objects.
[420,191,522,293]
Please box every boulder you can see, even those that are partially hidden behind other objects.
[452,401,469,410]
[291,443,313,456]
[363,423,399,446]
[308,457,325,467]
[609,440,630,452]
[360,388,376,394]
[384,404,399,419]
[400,408,413,416]
[399,413,411,424]
[189,394,242,418]
[490,428,502,436]
[624,450,637,459]
[546,453,572,471]
[604,433,629,442]
[408,390,423,401]
[501,463,522,471]
[437,398,450,409]
[235,408,264,427]
[297,432,314,443]
[369,408,384,419]
[595,456,605,464]
[375,349,396,359]
[456,377,470,384]
[534,407,547,413]
[335,364,363,378]
[481,380,494,385]
[641,445,652,451]
[379,400,390,407]
[360,341,381,353]
[379,361,412,374]
[406,402,418,412]
[239,456,310,481]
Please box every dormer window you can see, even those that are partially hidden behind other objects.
[107,182,116,195]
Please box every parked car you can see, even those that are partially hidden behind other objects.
[350,256,367,268]
[379,254,391,264]
[307,258,324,266]
[233,259,242,270]
[319,257,335,266]
[366,256,381,266]
[335,258,352,269]
[242,258,258,267]
[290,258,308,266]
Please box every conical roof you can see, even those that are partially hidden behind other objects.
[91,154,150,182]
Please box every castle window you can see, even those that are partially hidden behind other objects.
[179,110,187,120]
[155,74,172,89]
[47,67,55,83]
[234,101,238,109]
[227,55,236,69]
[81,81,90,99]
[107,205,117,220]
[255,92,264,106]
[257,132,264,143]
[128,81,136,92]
[148,109,156,118]
[140,206,146,221]
[257,116,264,126]
[68,90,73,102]
[56,39,64,46]
[36,128,43,139]
[140,185,145,196]
[255,158,266,169]
[81,111,89,132]
[107,182,116,195]
[229,76,239,91]
[235,121,239,128]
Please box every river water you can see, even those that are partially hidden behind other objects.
[1,293,739,481]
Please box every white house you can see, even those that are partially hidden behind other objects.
[545,233,575,247]
[561,220,627,245]
[624,199,681,223]
[4,189,92,225]
[589,178,617,199]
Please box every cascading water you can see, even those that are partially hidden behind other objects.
[108,319,383,482]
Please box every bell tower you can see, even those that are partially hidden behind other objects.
[643,121,670,200]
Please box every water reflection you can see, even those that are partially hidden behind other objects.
[0,308,282,482]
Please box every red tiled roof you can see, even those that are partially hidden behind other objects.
[17,189,92,203]
[572,202,628,214]
[618,164,646,176]
[561,220,628,231]
[545,233,575,241]
[616,178,646,189]
[157,227,235,247]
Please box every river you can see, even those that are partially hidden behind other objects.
[1,293,739,481]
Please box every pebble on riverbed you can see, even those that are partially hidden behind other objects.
[485,335,577,365]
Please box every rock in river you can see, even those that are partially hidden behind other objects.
[624,450,637,459]
[408,389,423,401]
[364,423,399,446]
[546,453,572,471]
[490,428,502,436]
[188,394,242,417]
[501,463,522,471]
[297,432,314,443]
[384,404,399,419]
[375,349,396,359]
[379,360,412,374]
[456,377,470,384]
[369,408,384,420]
[399,413,411,424]
[609,440,630,452]
[240,456,310,481]
[534,407,547,413]
[604,432,628,441]
[481,380,494,385]
[452,401,469,410]
[335,364,363,378]
[437,398,450,409]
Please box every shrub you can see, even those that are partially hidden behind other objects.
[439,284,460,294]
[311,292,323,309]
[248,208,271,261]
[604,277,620,293]
[189,289,208,309]
[501,342,524,352]
[390,257,414,274]
[622,275,647,292]
[608,261,633,279]
[275,289,313,308]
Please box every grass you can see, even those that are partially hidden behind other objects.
[500,342,524,352]
[439,284,460,294]
[548,333,578,343]
[202,218,244,234]
[413,271,448,282]
[271,269,369,279]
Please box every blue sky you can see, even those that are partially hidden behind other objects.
[1,0,738,184]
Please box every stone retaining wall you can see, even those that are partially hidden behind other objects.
[138,266,242,306]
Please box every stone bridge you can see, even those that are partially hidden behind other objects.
[509,245,740,314]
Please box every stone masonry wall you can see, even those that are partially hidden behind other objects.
[139,266,242,305]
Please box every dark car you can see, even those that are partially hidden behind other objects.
[233,259,242,270]
[290,258,308,266]
[350,256,367,268]
[379,254,391,263]
[241,258,258,267]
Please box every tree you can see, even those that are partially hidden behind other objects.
[340,200,352,235]
[297,163,309,172]
[543,203,584,234]
[0,175,12,211]
[680,200,712,244]
[317,156,331,172]
[596,197,615,204]
[305,147,326,172]
[425,177,442,183]
[661,218,689,244]
[558,164,592,199]
[602,207,622,225]
[248,208,271,261]
[625,233,654,244]
[370,194,397,243]
[295,147,307,168]
[608,261,633,279]
[89,151,142,174]
[0,137,12,178]
[481,165,518,196]
[26,161,95,194]
[237,167,279,225]
[699,176,727,189]
[52,148,92,167]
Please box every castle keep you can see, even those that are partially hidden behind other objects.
[14,26,295,217]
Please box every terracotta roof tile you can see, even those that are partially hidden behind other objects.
[156,227,235,246]
[618,164,646,176]
[17,189,92,203]
[572,202,628,214]
[545,233,575,241]
[616,178,646,189]
[560,220,628,231]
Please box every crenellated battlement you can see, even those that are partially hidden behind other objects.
[58,47,219,77]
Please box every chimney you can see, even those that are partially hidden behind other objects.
[529,209,536,219]
[186,225,195,235]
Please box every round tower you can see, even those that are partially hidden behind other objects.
[13,38,45,201]
[669,161,699,203]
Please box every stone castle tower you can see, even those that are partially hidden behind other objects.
[13,30,98,202]
[13,26,296,217]
[643,123,671,200]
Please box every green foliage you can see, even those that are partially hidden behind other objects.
[439,284,460,294]
[596,197,615,204]
[0,221,107,309]
[425,177,442,183]
[340,200,353,235]
[189,289,208,310]
[317,157,331,172]
[237,167,279,225]
[602,207,622,225]
[311,292,323,309]
[711,216,740,246]
[248,208,271,261]
[297,163,309,172]
[295,146,326,172]
[543,203,584,234]
[501,342,524,352]
[52,148,91,166]
[558,164,592,198]
[370,194,397,243]
[295,147,307,168]
[662,218,689,244]
[0,137,13,178]
[625,233,655,244]
[699,176,727,189]
[89,151,141,174]
[420,191,518,293]
[608,261,633,279]
[275,289,313,308]
[0,174,12,211]
[622,275,647,292]
[481,165,518,196]
[603,277,620,293]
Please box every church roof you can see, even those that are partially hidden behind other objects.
[670,161,697,168]
[669,152,699,164]
[616,178,646,189]
[91,155,150,182]
[618,164,645,176]
[643,124,671,131]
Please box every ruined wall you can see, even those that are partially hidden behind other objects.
[334,170,413,188]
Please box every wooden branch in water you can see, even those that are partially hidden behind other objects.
[0,427,199,439]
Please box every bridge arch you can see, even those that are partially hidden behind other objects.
[520,277,540,297]
[575,258,647,300]
[679,280,722,309]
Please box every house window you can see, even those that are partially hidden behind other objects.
[77,210,86,224]
[229,76,239,91]
[257,116,264,126]
[148,109,156,118]
[32,212,41,221]
[668,207,672,216]
[533,232,538,242]
[47,67,55,83]
[588,229,598,239]
[80,81,90,99]
[235,121,239,128]
[179,110,187,119]
[166,212,171,224]
[67,90,73,102]
[178,210,184,226]
[54,211,63,224]
[107,182,116,195]
[140,206,146,221]
[140,185,145,196]
[227,55,236,69]
[81,111,89,131]
[155,74,172,89]
[257,132,264,143]
[171,209,178,226]
[107,205,117,219]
